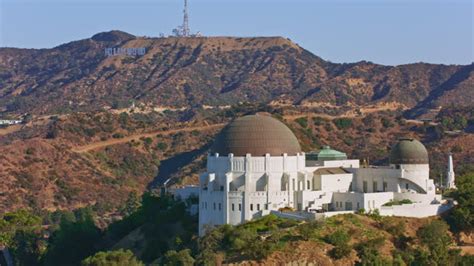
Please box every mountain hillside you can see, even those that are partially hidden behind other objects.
[0,31,472,215]
[1,30,472,117]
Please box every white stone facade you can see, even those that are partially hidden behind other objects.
[198,152,447,235]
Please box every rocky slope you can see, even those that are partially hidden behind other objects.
[0,30,472,117]
[0,31,472,215]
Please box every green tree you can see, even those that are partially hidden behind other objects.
[417,220,454,265]
[381,117,393,128]
[380,217,405,236]
[313,117,326,126]
[121,192,142,217]
[82,249,143,266]
[297,221,320,241]
[143,137,153,148]
[11,229,43,266]
[333,118,352,130]
[162,249,195,266]
[355,236,388,265]
[196,225,226,265]
[450,173,474,230]
[326,229,351,259]
[295,117,308,128]
[119,112,129,128]
[0,210,41,246]
[43,210,101,265]
[156,142,168,151]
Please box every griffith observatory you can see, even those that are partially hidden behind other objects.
[194,114,454,235]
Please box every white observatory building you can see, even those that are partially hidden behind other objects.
[198,114,452,235]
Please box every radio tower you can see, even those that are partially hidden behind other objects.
[182,0,190,37]
[172,0,201,37]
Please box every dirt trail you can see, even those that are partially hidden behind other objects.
[284,113,354,121]
[72,123,225,153]
[284,102,405,121]
[456,245,474,255]
[0,124,22,136]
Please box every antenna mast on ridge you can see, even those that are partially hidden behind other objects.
[182,0,190,37]
[172,0,201,37]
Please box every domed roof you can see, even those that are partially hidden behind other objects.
[210,114,302,156]
[389,138,429,164]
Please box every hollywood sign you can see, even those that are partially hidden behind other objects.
[105,47,146,57]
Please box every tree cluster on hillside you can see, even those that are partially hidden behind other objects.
[448,172,474,231]
[4,186,474,265]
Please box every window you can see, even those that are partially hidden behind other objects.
[257,204,260,211]
[373,181,378,192]
[220,186,224,191]
[363,181,368,193]
[213,203,216,210]
[265,204,268,210]
[218,203,221,210]
[307,180,311,190]
[205,202,207,209]
[406,183,409,190]
[396,165,400,169]
[232,203,235,211]
[239,204,241,211]
[345,202,352,211]
[383,182,387,192]
[357,202,360,209]
[250,204,253,211]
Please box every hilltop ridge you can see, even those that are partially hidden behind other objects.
[0,31,472,117]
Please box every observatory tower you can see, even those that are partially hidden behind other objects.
[446,153,456,189]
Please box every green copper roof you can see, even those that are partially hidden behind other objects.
[307,146,347,161]
[317,146,347,160]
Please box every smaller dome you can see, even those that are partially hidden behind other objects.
[316,146,347,161]
[389,138,429,165]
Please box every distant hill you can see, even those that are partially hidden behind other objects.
[0,31,472,215]
[0,30,472,117]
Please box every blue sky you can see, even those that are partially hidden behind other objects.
[0,0,472,65]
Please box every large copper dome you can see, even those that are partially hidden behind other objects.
[210,114,302,156]
[389,138,429,164]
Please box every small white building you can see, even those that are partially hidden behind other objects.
[198,114,450,235]
[0,119,22,126]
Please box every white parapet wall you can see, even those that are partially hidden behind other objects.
[270,210,308,221]
[380,202,454,218]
